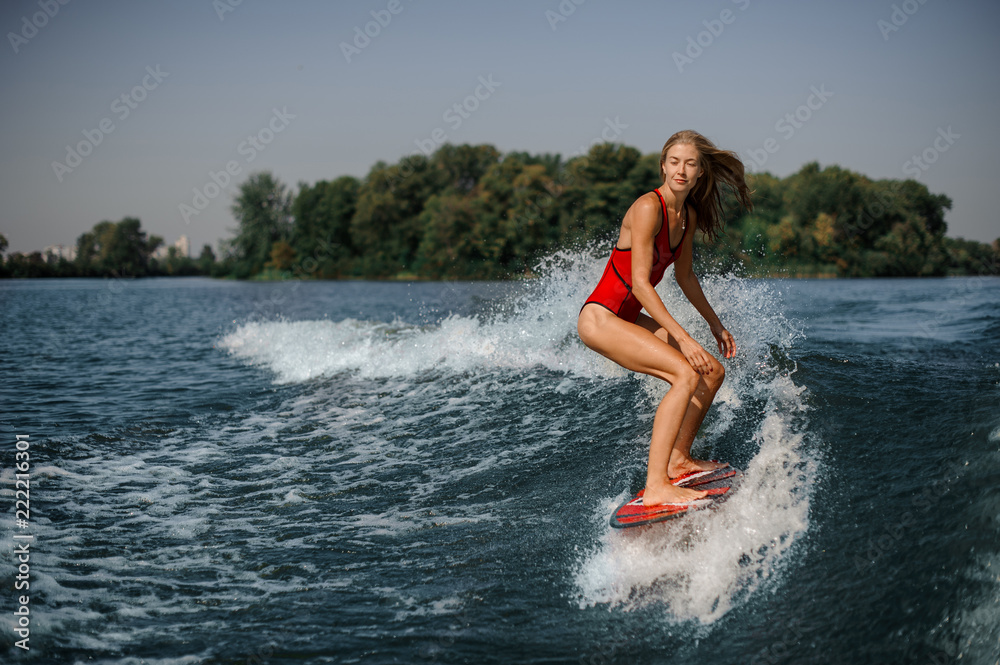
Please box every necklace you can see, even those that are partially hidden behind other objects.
[673,205,686,236]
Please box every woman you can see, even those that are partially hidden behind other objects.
[577,130,753,507]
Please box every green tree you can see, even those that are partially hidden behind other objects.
[197,244,216,274]
[159,246,201,276]
[472,152,542,274]
[264,240,296,272]
[228,171,293,278]
[291,175,359,278]
[352,155,446,276]
[559,144,646,243]
[431,143,501,194]
[5,252,52,278]
[74,217,161,277]
[874,217,947,276]
[414,193,488,278]
[208,144,985,280]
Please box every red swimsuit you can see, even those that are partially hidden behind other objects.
[583,190,688,323]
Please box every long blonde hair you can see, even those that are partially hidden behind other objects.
[660,130,753,240]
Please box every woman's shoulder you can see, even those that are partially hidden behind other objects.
[631,191,661,216]
[624,191,663,235]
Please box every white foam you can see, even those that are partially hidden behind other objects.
[218,245,613,384]
[574,374,815,623]
[568,268,815,623]
[70,653,214,665]
[221,313,597,384]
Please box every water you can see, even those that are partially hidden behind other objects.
[1,251,998,664]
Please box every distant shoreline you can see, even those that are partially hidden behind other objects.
[3,144,997,281]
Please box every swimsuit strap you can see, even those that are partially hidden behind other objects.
[652,190,684,254]
[652,190,668,236]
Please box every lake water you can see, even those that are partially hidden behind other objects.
[1,251,998,664]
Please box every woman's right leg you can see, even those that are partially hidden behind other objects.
[634,313,728,478]
[578,305,705,506]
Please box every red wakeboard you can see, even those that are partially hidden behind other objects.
[609,467,737,529]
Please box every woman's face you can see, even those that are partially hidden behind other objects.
[662,143,702,194]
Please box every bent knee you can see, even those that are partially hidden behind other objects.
[706,360,726,389]
[673,365,701,396]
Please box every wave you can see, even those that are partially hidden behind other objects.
[219,246,818,625]
[219,247,608,383]
[573,374,814,623]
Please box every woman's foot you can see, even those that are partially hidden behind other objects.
[667,455,728,483]
[641,481,707,507]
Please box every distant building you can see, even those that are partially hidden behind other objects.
[153,235,190,260]
[43,244,77,262]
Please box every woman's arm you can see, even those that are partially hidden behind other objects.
[672,208,736,359]
[628,197,722,374]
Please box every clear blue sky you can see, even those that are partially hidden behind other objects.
[2,0,998,256]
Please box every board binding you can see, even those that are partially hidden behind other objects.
[672,465,735,487]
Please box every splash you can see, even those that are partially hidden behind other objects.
[569,261,816,624]
[220,245,818,625]
[219,244,610,383]
[573,374,815,623]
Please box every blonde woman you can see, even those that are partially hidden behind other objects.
[578,130,753,506]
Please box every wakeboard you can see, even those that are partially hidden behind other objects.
[609,466,737,529]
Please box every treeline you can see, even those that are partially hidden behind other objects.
[2,142,997,280]
[217,143,997,280]
[704,163,999,277]
[0,219,216,279]
[216,144,654,280]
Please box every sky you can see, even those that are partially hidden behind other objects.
[2,0,998,256]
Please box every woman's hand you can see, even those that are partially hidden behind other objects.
[677,336,717,375]
[711,325,736,360]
